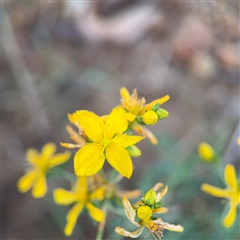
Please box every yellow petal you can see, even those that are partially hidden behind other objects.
[133,125,158,145]
[115,226,144,238]
[89,187,105,201]
[104,107,128,139]
[126,112,136,122]
[198,142,215,161]
[53,188,79,205]
[237,137,240,145]
[85,202,105,222]
[120,87,131,100]
[112,134,144,148]
[106,143,133,179]
[26,149,39,165]
[49,151,71,168]
[41,142,56,158]
[74,143,105,177]
[32,173,47,198]
[142,95,170,112]
[122,196,140,227]
[156,185,168,202]
[17,168,38,193]
[64,202,84,236]
[152,207,168,214]
[225,164,237,190]
[60,142,81,148]
[223,202,237,228]
[201,183,227,198]
[72,110,104,141]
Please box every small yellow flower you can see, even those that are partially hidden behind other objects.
[201,164,240,227]
[72,106,144,178]
[198,142,215,162]
[115,183,184,239]
[120,87,170,122]
[17,143,71,198]
[54,177,105,236]
[120,87,169,144]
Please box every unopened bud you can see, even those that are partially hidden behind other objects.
[142,111,158,125]
[156,108,169,120]
[144,189,156,206]
[126,145,141,157]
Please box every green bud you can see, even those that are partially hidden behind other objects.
[152,103,160,111]
[154,201,162,209]
[156,108,169,120]
[126,145,142,157]
[144,189,156,206]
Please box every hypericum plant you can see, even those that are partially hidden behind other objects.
[17,86,185,239]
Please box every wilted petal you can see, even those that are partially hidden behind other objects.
[74,143,105,177]
[118,189,141,199]
[115,226,144,238]
[32,173,47,198]
[53,188,79,205]
[72,110,104,141]
[60,142,81,148]
[156,185,168,202]
[162,221,184,232]
[49,151,71,168]
[64,202,84,236]
[104,107,128,138]
[225,164,237,190]
[122,196,140,227]
[223,202,237,228]
[153,207,168,214]
[106,143,133,179]
[152,182,163,192]
[86,202,105,222]
[17,168,37,193]
[66,125,86,146]
[133,125,158,145]
[201,184,228,198]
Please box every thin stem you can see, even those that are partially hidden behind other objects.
[96,202,108,240]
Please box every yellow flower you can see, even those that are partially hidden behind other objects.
[54,177,105,236]
[72,106,144,178]
[120,87,170,122]
[198,142,215,162]
[120,87,169,145]
[201,164,240,227]
[17,143,71,198]
[115,183,184,239]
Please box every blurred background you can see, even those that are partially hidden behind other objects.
[2,1,239,239]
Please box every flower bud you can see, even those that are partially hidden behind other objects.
[198,142,215,162]
[144,189,156,206]
[156,108,169,120]
[126,145,142,157]
[137,205,152,222]
[142,111,158,125]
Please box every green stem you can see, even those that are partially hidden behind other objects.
[96,202,108,240]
